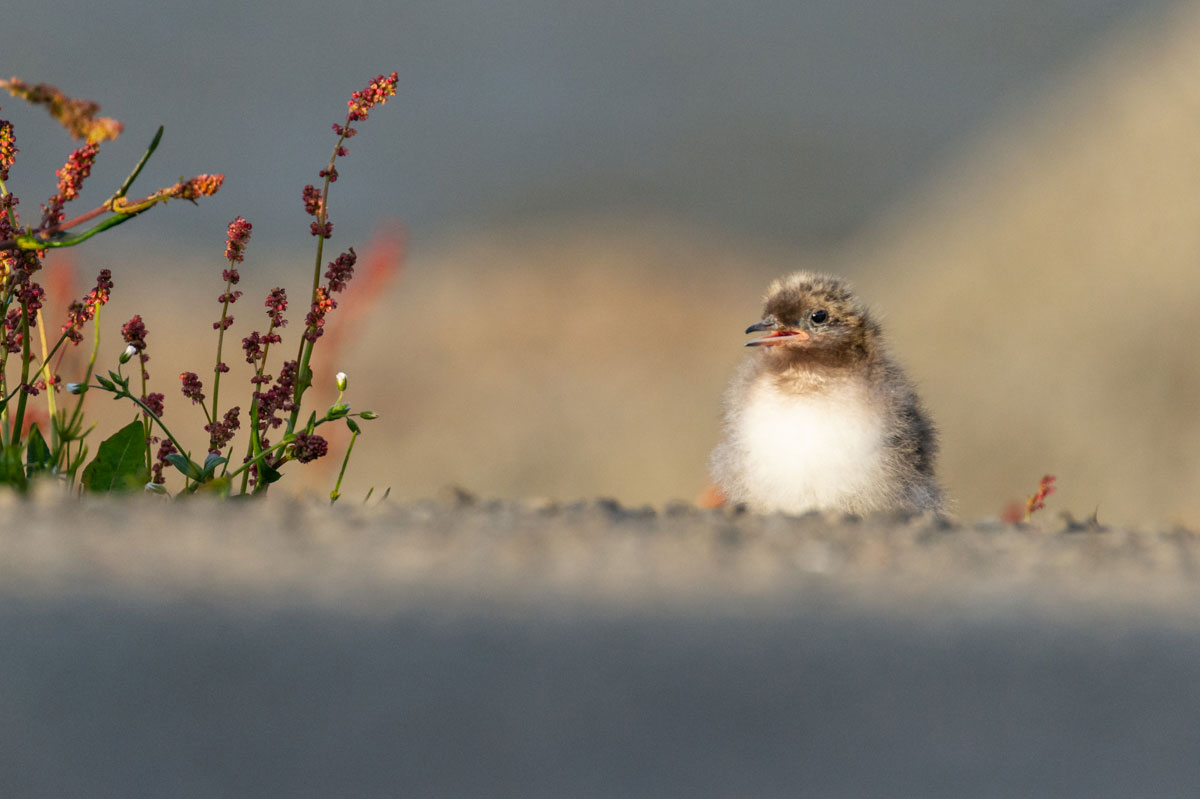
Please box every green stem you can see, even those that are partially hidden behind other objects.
[238,319,280,495]
[0,127,203,256]
[227,436,291,483]
[226,411,366,485]
[0,327,73,412]
[92,383,190,463]
[0,343,8,447]
[209,266,236,449]
[11,301,32,440]
[140,359,151,474]
[239,404,258,496]
[0,178,9,444]
[0,127,164,253]
[112,126,164,202]
[60,308,103,471]
[287,127,350,433]
[291,338,315,428]
[329,429,358,503]
[35,310,58,450]
[11,212,140,250]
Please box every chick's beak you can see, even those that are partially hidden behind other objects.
[745,320,811,347]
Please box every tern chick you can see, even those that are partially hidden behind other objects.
[709,271,943,516]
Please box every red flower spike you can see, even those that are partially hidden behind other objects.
[225,216,252,263]
[0,119,16,181]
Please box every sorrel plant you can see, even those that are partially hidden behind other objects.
[0,73,396,498]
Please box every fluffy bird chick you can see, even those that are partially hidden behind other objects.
[709,271,943,516]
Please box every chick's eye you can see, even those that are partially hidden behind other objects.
[810,309,829,325]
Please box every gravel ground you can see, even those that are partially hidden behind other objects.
[3,491,1200,797]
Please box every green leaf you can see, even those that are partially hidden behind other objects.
[26,424,52,477]
[0,444,26,489]
[195,475,231,496]
[165,452,202,480]
[201,452,228,478]
[256,459,282,488]
[345,418,361,435]
[297,365,313,395]
[81,419,150,492]
[68,443,89,474]
[95,375,116,391]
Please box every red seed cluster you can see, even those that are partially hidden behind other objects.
[120,314,151,379]
[265,287,288,328]
[0,78,123,143]
[224,216,252,263]
[0,119,15,181]
[152,438,177,484]
[324,248,356,293]
[346,72,398,123]
[303,286,336,342]
[171,174,225,200]
[253,359,297,433]
[61,269,113,344]
[290,432,328,463]
[302,185,323,217]
[204,406,241,453]
[43,141,99,227]
[121,315,147,350]
[142,392,164,418]
[87,268,112,309]
[3,309,22,354]
[242,331,269,365]
[179,371,205,404]
[55,142,98,202]
[303,72,398,233]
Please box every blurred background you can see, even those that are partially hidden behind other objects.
[4,0,1199,523]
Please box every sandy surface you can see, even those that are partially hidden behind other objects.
[3,492,1200,797]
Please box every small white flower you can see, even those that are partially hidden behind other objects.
[66,382,85,395]
[336,371,348,391]
[119,344,138,364]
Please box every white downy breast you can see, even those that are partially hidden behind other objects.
[736,377,889,514]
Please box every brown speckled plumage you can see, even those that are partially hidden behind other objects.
[710,271,943,516]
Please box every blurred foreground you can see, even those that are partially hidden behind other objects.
[3,495,1200,796]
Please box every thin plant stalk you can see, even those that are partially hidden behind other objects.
[60,308,103,467]
[0,128,221,255]
[35,310,58,449]
[10,302,32,440]
[329,426,358,503]
[238,315,281,495]
[105,387,190,465]
[288,127,350,432]
[209,268,236,448]
[0,324,74,410]
[138,358,151,474]
[0,177,9,444]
